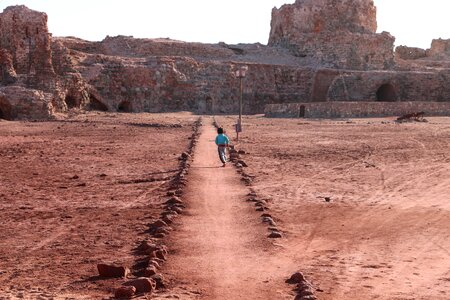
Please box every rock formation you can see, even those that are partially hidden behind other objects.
[0,1,448,120]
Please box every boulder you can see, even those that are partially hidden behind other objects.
[97,263,129,278]
[123,278,156,294]
[114,286,136,298]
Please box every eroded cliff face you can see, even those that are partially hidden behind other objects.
[268,0,394,70]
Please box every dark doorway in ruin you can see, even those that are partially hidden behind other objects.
[376,84,397,102]
[65,95,77,109]
[118,101,132,113]
[89,95,108,111]
[206,96,214,114]
[298,105,306,118]
[0,98,12,120]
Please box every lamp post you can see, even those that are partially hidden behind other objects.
[235,65,248,141]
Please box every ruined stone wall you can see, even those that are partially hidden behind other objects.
[0,5,55,88]
[269,0,394,70]
[56,36,236,59]
[99,36,235,59]
[395,46,427,60]
[75,54,316,114]
[0,48,17,84]
[265,101,450,118]
[327,70,450,102]
[395,39,450,62]
[0,4,448,120]
[287,31,395,70]
[0,86,53,119]
[0,6,95,119]
[269,0,377,38]
[428,39,450,59]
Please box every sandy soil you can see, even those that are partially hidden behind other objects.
[215,115,450,300]
[1,113,449,300]
[0,112,197,299]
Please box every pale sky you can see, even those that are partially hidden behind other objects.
[0,0,448,49]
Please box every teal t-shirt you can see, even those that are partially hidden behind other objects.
[215,134,229,145]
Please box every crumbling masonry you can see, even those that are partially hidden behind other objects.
[0,1,448,120]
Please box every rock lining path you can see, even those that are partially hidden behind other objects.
[159,120,291,299]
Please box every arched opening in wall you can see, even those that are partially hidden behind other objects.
[206,96,213,113]
[0,98,12,120]
[118,101,132,113]
[298,105,306,118]
[65,95,77,109]
[89,95,108,112]
[376,84,397,102]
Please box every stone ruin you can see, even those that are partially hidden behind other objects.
[0,1,449,120]
[0,5,90,120]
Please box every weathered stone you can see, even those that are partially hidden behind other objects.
[152,219,168,228]
[268,231,282,239]
[162,214,174,224]
[97,263,129,278]
[142,266,157,277]
[237,160,248,167]
[165,196,183,205]
[137,241,158,254]
[123,278,156,294]
[114,286,136,298]
[287,272,306,284]
[151,274,167,289]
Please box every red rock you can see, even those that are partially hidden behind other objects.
[268,231,282,239]
[165,196,183,205]
[123,278,156,293]
[151,273,167,289]
[138,241,158,254]
[162,214,174,224]
[152,219,168,228]
[97,263,129,278]
[155,249,166,260]
[287,272,306,284]
[142,266,157,277]
[114,286,136,298]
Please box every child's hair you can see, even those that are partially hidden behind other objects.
[217,127,224,134]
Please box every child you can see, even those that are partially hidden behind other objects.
[215,127,230,167]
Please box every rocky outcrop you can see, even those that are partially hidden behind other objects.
[268,0,394,70]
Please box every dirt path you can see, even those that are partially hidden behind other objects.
[159,120,292,299]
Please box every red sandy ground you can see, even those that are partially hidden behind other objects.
[1,113,449,300]
[215,115,450,300]
[0,112,197,299]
